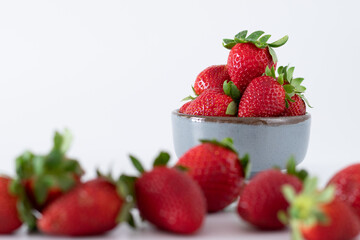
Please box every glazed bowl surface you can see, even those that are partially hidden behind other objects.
[171,110,311,176]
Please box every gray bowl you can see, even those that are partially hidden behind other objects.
[171,110,311,176]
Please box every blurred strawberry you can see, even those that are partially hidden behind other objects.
[0,176,22,234]
[176,138,249,212]
[127,152,206,234]
[193,65,230,95]
[38,177,130,236]
[283,177,360,240]
[328,163,360,218]
[223,30,288,92]
[14,130,83,212]
[237,158,306,230]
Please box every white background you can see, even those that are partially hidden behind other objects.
[1,0,360,239]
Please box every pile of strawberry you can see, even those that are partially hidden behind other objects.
[1,130,360,240]
[180,30,311,117]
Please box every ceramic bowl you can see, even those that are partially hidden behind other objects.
[171,110,311,176]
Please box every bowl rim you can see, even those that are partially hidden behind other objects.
[172,109,311,126]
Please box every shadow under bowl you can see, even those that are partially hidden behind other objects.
[171,110,311,176]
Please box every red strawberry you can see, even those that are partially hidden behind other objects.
[223,30,288,92]
[238,65,309,117]
[128,152,206,234]
[283,177,360,240]
[237,159,306,230]
[0,176,22,234]
[193,65,230,95]
[238,75,286,117]
[185,81,241,117]
[282,94,306,116]
[327,163,360,218]
[176,138,249,212]
[38,178,125,236]
[14,130,83,212]
[179,101,192,113]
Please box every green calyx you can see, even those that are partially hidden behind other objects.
[182,86,198,102]
[280,177,335,240]
[10,179,37,231]
[265,65,312,109]
[223,80,241,116]
[199,138,251,178]
[223,30,289,63]
[14,129,83,207]
[285,157,308,182]
[129,151,172,175]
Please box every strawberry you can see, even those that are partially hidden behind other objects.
[193,65,230,95]
[127,152,206,234]
[327,163,360,218]
[223,30,288,93]
[283,177,360,240]
[14,129,83,212]
[0,176,22,234]
[282,94,306,116]
[184,81,241,116]
[38,177,128,236]
[179,101,192,113]
[238,65,309,117]
[237,158,306,230]
[176,138,249,213]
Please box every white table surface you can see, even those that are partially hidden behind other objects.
[2,208,359,240]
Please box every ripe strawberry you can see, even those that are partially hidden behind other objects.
[238,75,285,117]
[238,65,309,117]
[128,152,206,234]
[223,30,288,92]
[179,101,192,113]
[176,138,249,213]
[282,94,306,116]
[237,158,306,230]
[327,163,360,218]
[193,65,230,95]
[38,178,126,236]
[14,129,83,212]
[283,177,360,240]
[0,176,22,234]
[185,81,241,117]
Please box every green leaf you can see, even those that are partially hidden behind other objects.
[292,78,304,87]
[268,35,289,48]
[223,41,237,49]
[282,185,296,203]
[316,185,335,203]
[287,67,295,82]
[153,151,171,167]
[235,30,248,40]
[277,74,284,85]
[301,95,313,108]
[225,101,237,116]
[295,86,306,93]
[268,46,278,63]
[223,81,241,101]
[223,39,236,45]
[265,66,272,76]
[271,66,276,78]
[246,30,264,41]
[129,155,145,174]
[283,85,295,93]
[240,154,251,179]
[34,176,51,205]
[118,174,137,199]
[259,34,271,43]
[117,201,135,225]
[60,129,73,154]
[303,177,318,195]
[56,174,76,192]
[277,210,288,225]
[277,66,284,75]
[181,95,196,101]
